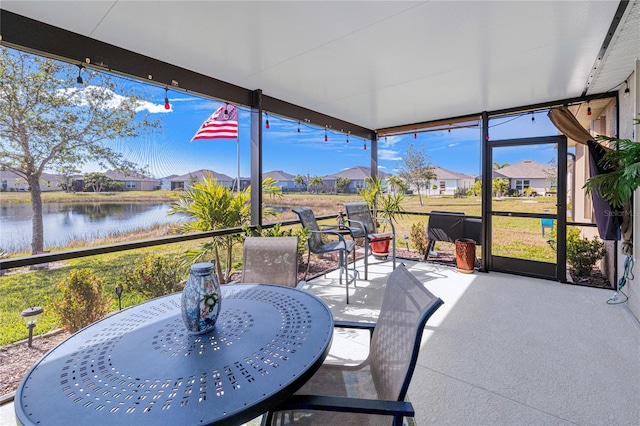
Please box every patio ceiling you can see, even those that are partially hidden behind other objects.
[1,1,638,132]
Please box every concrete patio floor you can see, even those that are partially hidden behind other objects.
[2,257,639,425]
[302,258,640,425]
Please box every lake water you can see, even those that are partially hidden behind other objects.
[0,202,187,252]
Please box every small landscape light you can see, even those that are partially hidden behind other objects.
[115,285,123,310]
[21,306,44,348]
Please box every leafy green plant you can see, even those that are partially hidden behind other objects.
[565,228,607,276]
[584,120,640,208]
[409,222,428,257]
[245,222,309,262]
[49,269,112,333]
[122,254,186,298]
[550,227,607,276]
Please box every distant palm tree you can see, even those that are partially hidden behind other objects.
[294,174,306,192]
[493,162,510,170]
[309,176,323,193]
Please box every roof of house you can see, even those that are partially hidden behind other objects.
[264,170,296,181]
[493,160,553,179]
[324,166,389,180]
[169,169,234,182]
[104,170,157,182]
[431,166,475,181]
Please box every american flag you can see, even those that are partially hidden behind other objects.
[191,104,238,141]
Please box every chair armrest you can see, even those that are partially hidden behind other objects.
[344,218,368,236]
[334,320,375,339]
[272,394,415,417]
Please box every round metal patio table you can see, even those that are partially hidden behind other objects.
[15,284,333,425]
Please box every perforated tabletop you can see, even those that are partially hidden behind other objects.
[15,284,333,425]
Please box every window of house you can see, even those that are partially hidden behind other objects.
[439,181,445,190]
[126,181,136,189]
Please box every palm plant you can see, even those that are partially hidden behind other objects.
[169,173,281,283]
[584,120,640,209]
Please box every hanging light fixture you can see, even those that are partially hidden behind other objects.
[346,132,350,144]
[164,88,170,110]
[531,111,535,124]
[265,113,270,129]
[297,122,301,133]
[76,65,83,85]
[414,133,417,139]
[624,80,630,97]
[364,142,367,150]
[324,126,328,142]
[587,102,592,116]
[223,104,229,120]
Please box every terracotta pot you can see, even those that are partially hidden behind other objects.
[370,237,390,259]
[455,238,476,274]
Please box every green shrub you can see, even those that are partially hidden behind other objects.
[245,223,309,262]
[122,254,186,298]
[49,269,111,333]
[409,222,428,256]
[565,227,607,276]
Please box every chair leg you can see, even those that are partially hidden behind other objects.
[363,235,369,280]
[392,235,396,270]
[304,251,311,280]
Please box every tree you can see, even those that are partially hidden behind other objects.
[336,177,351,194]
[386,175,406,194]
[0,47,156,253]
[309,176,323,193]
[83,172,112,193]
[492,178,510,197]
[294,174,306,192]
[398,143,436,206]
[493,162,510,169]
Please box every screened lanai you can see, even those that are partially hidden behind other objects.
[0,1,639,317]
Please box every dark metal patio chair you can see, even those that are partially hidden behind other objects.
[293,207,358,303]
[344,201,396,280]
[263,263,444,426]
[241,236,303,288]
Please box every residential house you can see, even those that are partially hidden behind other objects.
[104,170,160,191]
[493,160,555,196]
[263,170,297,192]
[169,169,234,190]
[0,170,65,192]
[425,166,476,196]
[159,175,179,190]
[323,166,388,193]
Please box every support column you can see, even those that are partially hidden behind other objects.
[370,132,378,179]
[250,90,263,227]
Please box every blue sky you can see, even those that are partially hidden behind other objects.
[105,79,561,180]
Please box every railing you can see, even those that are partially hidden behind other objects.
[0,211,596,272]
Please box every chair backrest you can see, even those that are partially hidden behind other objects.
[344,202,377,236]
[292,207,324,253]
[241,236,299,287]
[369,264,443,401]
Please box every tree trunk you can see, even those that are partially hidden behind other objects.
[28,176,45,254]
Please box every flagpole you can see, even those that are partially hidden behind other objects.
[236,136,240,192]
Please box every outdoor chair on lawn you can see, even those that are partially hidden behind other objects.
[263,263,444,426]
[344,202,396,280]
[241,236,303,288]
[293,207,358,303]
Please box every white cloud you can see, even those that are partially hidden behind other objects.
[379,135,402,147]
[379,149,401,161]
[59,86,170,113]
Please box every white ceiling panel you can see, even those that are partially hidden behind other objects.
[2,0,636,130]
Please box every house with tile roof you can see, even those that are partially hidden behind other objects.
[169,169,234,190]
[263,170,297,192]
[493,159,555,196]
[425,166,476,196]
[0,170,66,192]
[104,170,160,191]
[323,166,389,193]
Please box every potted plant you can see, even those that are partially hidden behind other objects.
[357,177,405,258]
[584,119,640,209]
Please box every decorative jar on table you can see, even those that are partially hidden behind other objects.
[181,261,222,334]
